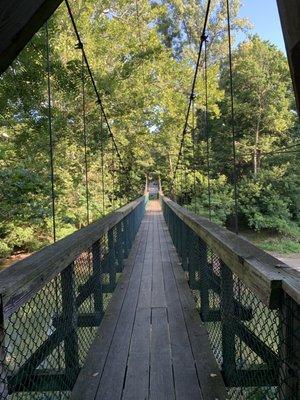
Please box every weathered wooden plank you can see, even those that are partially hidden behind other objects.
[162,196,300,308]
[151,213,166,308]
[161,214,228,400]
[150,307,175,400]
[159,220,203,399]
[94,219,149,400]
[0,0,63,74]
[121,308,151,400]
[0,196,145,318]
[122,212,153,399]
[70,219,146,400]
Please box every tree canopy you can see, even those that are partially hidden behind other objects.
[0,0,299,259]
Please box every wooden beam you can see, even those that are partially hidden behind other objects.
[276,0,300,114]
[0,196,145,318]
[162,197,300,308]
[0,0,64,74]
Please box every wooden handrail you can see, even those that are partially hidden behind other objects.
[0,196,145,318]
[162,196,300,308]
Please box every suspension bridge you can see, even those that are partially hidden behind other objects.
[0,1,299,399]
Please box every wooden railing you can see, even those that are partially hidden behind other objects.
[161,196,300,399]
[0,195,147,398]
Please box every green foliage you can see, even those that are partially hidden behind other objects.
[188,174,234,225]
[0,1,299,259]
[238,168,292,232]
[259,238,300,254]
[5,226,38,251]
[0,241,12,259]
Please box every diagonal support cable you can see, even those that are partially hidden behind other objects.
[64,0,126,172]
[171,0,212,193]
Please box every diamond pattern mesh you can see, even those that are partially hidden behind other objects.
[0,198,146,399]
[162,199,300,400]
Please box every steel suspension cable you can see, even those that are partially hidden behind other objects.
[191,96,197,213]
[204,37,212,221]
[171,0,212,193]
[111,139,115,210]
[226,0,239,235]
[100,112,105,215]
[226,0,242,378]
[81,53,90,225]
[46,21,62,383]
[46,22,57,243]
[64,0,125,173]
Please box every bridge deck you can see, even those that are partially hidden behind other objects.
[71,201,226,400]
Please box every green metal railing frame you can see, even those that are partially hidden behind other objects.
[161,195,300,399]
[0,195,148,399]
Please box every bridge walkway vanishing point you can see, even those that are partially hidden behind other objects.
[70,200,227,400]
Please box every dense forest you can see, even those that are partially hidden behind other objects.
[0,0,299,260]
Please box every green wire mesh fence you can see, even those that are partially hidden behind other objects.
[162,197,299,400]
[0,196,146,399]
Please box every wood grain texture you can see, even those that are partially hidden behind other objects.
[71,201,227,399]
[70,217,147,400]
[0,197,145,318]
[160,213,228,400]
[162,196,300,308]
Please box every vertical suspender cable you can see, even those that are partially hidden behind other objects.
[100,112,105,215]
[65,0,126,173]
[226,0,242,379]
[81,53,90,225]
[171,0,212,193]
[46,22,57,243]
[204,37,212,221]
[46,21,61,384]
[226,0,239,235]
[191,96,197,213]
[111,140,115,210]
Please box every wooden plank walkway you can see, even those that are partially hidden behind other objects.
[71,201,227,400]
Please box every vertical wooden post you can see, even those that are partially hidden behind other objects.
[279,292,300,399]
[92,240,103,315]
[198,238,210,322]
[0,295,8,399]
[220,262,235,383]
[61,263,79,384]
[108,229,116,291]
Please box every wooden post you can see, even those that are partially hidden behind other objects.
[61,263,79,384]
[220,262,236,383]
[0,295,8,399]
[92,241,103,315]
[279,292,300,399]
[198,238,210,322]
